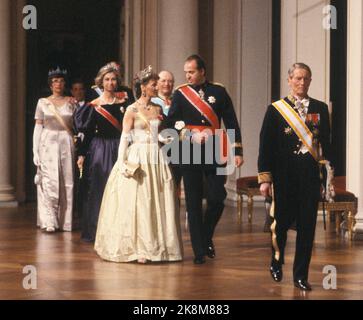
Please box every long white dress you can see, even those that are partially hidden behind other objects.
[34,98,75,231]
[94,106,183,262]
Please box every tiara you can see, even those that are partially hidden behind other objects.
[136,65,153,81]
[101,62,120,73]
[48,66,67,77]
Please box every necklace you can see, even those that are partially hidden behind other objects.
[100,95,116,105]
[136,100,151,110]
[51,95,64,100]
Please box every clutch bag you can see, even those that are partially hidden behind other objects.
[124,161,140,177]
[34,168,42,185]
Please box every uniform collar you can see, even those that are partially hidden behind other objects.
[191,80,208,91]
[287,94,310,106]
[78,100,85,107]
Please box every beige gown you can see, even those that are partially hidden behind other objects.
[34,98,75,231]
[94,107,183,262]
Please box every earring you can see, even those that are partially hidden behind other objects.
[142,92,146,97]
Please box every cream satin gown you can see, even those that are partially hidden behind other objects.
[94,106,183,262]
[34,98,75,231]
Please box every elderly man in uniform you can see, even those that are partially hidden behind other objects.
[258,63,332,291]
[152,70,175,116]
[152,70,184,194]
[167,54,243,264]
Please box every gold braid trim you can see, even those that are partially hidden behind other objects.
[175,83,188,90]
[270,183,280,262]
[258,172,273,184]
[231,142,243,148]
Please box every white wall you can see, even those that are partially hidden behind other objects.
[214,0,272,202]
[280,0,330,102]
[347,0,363,238]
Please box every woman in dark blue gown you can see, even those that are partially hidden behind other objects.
[75,62,134,242]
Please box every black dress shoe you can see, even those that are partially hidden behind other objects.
[206,245,215,259]
[270,264,283,282]
[294,279,312,291]
[193,256,206,265]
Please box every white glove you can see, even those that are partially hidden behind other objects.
[33,123,43,166]
[118,133,131,177]
[158,133,174,144]
[77,132,85,142]
[191,131,209,144]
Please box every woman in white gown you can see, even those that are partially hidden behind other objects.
[33,67,76,232]
[94,66,183,263]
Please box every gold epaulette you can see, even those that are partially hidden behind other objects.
[175,83,189,90]
[90,98,99,106]
[211,82,225,88]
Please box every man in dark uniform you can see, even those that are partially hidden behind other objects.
[167,54,244,264]
[258,63,332,291]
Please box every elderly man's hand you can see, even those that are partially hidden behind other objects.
[235,156,244,168]
[260,182,272,198]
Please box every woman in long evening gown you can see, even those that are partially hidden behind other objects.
[94,66,183,263]
[33,68,76,232]
[75,62,133,242]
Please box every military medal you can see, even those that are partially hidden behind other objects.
[284,127,292,135]
[198,89,205,100]
[306,113,320,125]
[208,96,216,104]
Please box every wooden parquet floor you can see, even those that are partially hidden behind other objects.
[0,203,362,300]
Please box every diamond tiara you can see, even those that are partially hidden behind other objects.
[48,66,67,77]
[101,62,120,73]
[136,65,153,81]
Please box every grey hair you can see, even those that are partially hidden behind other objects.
[288,63,312,78]
[158,70,175,82]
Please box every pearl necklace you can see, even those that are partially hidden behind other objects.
[100,95,116,105]
[51,95,65,100]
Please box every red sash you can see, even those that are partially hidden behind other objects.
[179,86,220,129]
[91,104,122,132]
[179,86,228,163]
[115,91,128,101]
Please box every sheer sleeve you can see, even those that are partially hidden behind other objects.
[34,99,44,120]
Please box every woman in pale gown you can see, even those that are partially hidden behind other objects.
[94,66,183,263]
[32,68,76,232]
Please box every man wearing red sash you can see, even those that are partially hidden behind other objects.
[167,54,243,265]
[258,63,332,291]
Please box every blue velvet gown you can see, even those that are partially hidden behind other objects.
[75,100,131,242]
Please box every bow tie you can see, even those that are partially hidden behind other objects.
[295,98,309,108]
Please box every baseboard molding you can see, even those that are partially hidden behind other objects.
[0,201,18,208]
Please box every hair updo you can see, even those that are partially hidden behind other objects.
[94,62,122,89]
[134,65,159,98]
